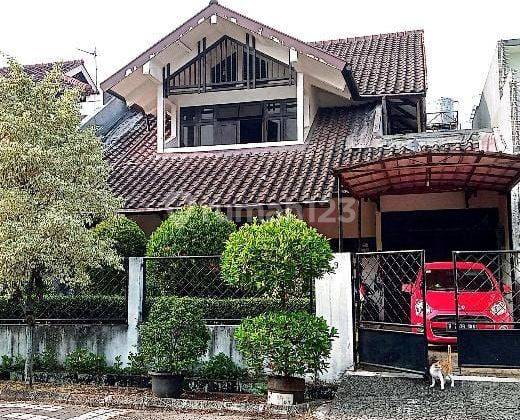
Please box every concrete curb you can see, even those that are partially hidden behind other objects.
[0,386,326,416]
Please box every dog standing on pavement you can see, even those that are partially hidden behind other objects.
[429,345,454,390]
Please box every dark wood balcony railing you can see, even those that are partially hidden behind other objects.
[163,35,295,96]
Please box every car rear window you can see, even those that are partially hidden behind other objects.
[425,269,494,292]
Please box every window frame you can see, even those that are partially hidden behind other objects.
[177,99,297,150]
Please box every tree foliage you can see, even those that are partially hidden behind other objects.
[221,212,334,305]
[89,216,146,293]
[0,60,121,297]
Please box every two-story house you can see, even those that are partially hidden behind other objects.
[97,1,520,258]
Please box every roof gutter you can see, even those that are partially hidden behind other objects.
[117,199,331,214]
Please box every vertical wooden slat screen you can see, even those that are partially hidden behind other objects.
[167,35,294,94]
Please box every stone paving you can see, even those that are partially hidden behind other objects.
[322,373,520,420]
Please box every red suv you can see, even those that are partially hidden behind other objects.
[403,262,513,344]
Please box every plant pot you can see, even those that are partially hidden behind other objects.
[150,372,184,398]
[267,375,305,405]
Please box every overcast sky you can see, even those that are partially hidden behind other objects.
[1,0,519,127]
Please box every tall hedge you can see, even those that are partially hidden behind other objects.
[146,205,236,295]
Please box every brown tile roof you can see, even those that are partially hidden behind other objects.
[106,105,378,210]
[0,60,96,95]
[105,105,487,212]
[310,30,426,96]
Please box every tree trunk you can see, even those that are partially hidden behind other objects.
[23,273,37,387]
[24,323,34,386]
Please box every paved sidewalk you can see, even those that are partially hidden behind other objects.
[0,402,126,419]
[0,402,284,419]
[322,373,520,420]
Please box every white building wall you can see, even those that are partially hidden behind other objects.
[315,253,355,382]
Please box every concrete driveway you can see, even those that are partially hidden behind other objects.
[321,372,520,420]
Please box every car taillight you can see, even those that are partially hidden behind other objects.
[414,300,432,316]
[490,301,507,316]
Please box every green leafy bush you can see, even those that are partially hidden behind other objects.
[221,212,333,306]
[145,296,309,321]
[34,349,61,372]
[94,215,147,258]
[64,348,107,374]
[88,216,147,294]
[146,205,236,295]
[125,352,148,375]
[235,311,337,377]
[139,297,210,374]
[198,353,247,380]
[0,355,25,373]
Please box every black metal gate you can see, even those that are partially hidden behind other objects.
[453,251,520,368]
[353,250,428,374]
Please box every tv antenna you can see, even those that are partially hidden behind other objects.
[77,46,99,89]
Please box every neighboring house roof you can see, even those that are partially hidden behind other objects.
[311,30,426,96]
[0,60,97,95]
[104,105,485,212]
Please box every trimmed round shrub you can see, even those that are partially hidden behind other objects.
[235,311,337,377]
[87,216,147,294]
[139,297,210,374]
[93,215,147,258]
[146,205,236,295]
[221,212,334,305]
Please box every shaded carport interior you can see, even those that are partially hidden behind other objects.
[334,149,520,260]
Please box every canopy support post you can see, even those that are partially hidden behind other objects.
[336,175,344,253]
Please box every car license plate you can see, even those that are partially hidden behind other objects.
[447,322,477,331]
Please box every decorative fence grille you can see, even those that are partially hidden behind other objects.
[143,256,313,324]
[0,260,129,325]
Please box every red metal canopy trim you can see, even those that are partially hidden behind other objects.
[333,150,520,199]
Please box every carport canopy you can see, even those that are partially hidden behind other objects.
[334,150,520,199]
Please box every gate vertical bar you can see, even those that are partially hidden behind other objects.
[452,251,461,370]
[352,253,360,369]
[421,250,428,375]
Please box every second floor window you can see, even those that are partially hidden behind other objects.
[178,99,297,148]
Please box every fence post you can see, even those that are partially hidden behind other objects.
[126,257,144,365]
[315,253,355,383]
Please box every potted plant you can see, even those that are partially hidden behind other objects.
[139,297,210,398]
[235,311,336,405]
[221,212,337,405]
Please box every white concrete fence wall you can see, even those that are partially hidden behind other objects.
[0,254,354,383]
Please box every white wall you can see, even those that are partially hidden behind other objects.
[315,253,355,382]
[0,324,129,366]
